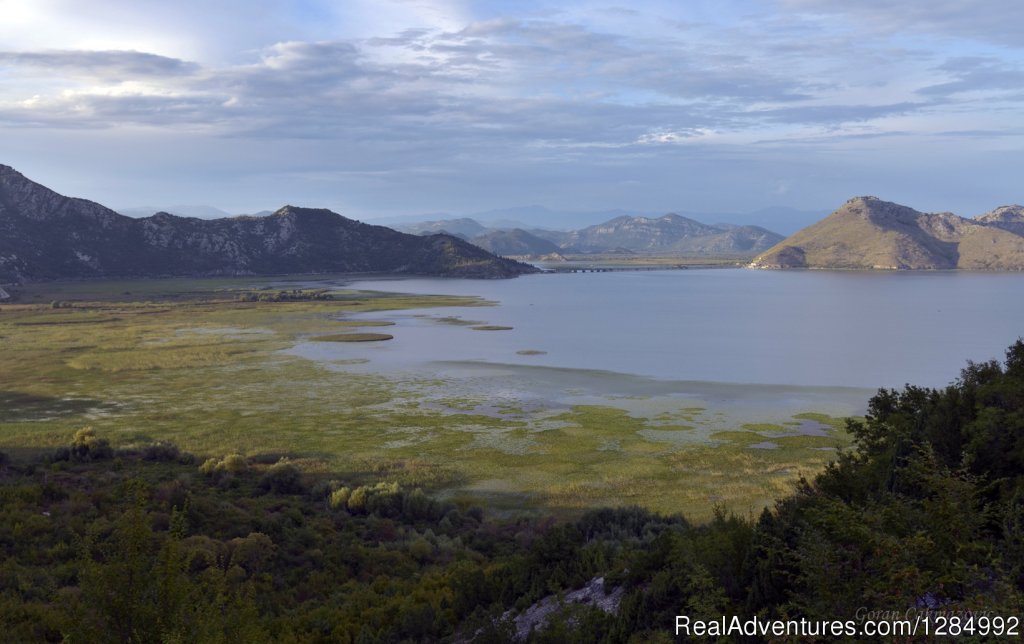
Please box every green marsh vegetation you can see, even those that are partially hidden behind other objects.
[3,341,1024,641]
[0,277,854,521]
[433,315,485,326]
[331,319,395,327]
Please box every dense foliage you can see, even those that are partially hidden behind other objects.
[2,341,1024,641]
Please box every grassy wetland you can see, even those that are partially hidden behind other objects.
[0,276,855,521]
[15,275,1020,643]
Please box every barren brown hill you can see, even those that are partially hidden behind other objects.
[750,196,1024,270]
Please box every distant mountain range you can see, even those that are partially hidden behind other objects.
[398,218,492,239]
[117,205,236,219]
[0,165,536,283]
[378,206,641,232]
[380,204,824,235]
[557,214,782,256]
[468,229,562,257]
[397,213,784,258]
[751,196,1024,270]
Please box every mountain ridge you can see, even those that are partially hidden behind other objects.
[975,205,1024,236]
[750,196,1024,270]
[382,204,822,234]
[0,165,537,282]
[398,213,784,257]
[467,228,561,257]
[559,213,783,256]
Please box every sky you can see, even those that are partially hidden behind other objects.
[1,0,1022,223]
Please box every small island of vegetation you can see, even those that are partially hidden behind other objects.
[313,332,395,342]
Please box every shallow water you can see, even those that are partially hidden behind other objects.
[302,268,1024,390]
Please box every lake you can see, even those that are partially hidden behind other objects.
[309,268,1024,391]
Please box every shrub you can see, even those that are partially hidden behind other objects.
[258,460,305,494]
[227,532,275,574]
[408,536,433,562]
[344,482,404,517]
[347,486,369,514]
[329,487,352,510]
[402,488,436,521]
[140,441,181,462]
[198,453,250,477]
[199,457,220,475]
[54,428,113,462]
[219,454,248,474]
[154,479,189,509]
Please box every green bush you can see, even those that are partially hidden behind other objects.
[258,460,305,494]
[198,457,220,475]
[140,441,181,462]
[52,428,113,462]
[199,453,249,476]
[329,486,352,510]
[220,454,248,474]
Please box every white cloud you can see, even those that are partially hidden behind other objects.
[636,129,713,145]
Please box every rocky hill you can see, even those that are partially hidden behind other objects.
[397,219,563,256]
[559,214,782,256]
[975,205,1024,236]
[0,165,537,282]
[391,213,783,257]
[467,229,560,257]
[395,217,490,239]
[750,196,1024,270]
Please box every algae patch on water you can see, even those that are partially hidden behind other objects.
[434,316,485,326]
[331,319,395,328]
[313,333,394,342]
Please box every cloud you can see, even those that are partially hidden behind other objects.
[781,0,1024,48]
[1,2,1023,216]
[0,11,1017,146]
[917,57,1024,97]
[637,129,705,145]
[751,102,926,125]
[0,17,818,140]
[0,50,199,78]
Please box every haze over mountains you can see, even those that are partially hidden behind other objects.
[379,206,644,232]
[0,165,535,283]
[468,229,562,257]
[398,214,785,258]
[115,201,825,261]
[557,215,782,256]
[751,196,1024,270]
[386,204,823,236]
[9,164,1023,280]
[117,205,236,220]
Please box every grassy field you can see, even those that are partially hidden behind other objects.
[0,276,854,521]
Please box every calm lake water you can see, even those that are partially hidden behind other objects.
[305,268,1024,390]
